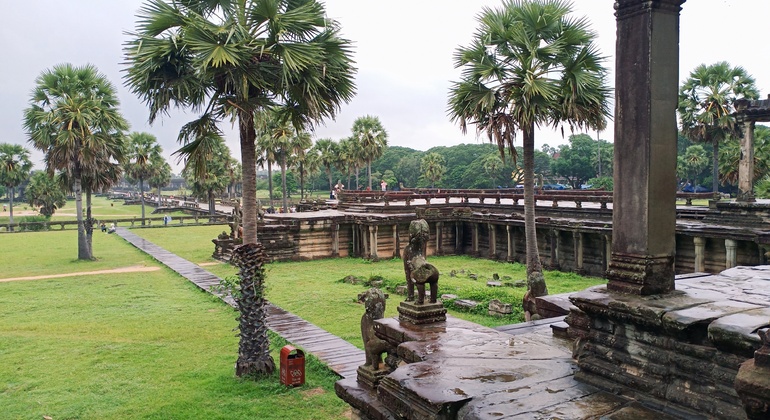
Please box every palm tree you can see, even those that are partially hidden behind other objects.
[314,138,340,193]
[420,152,447,188]
[678,62,759,195]
[719,125,770,187]
[0,143,33,230]
[298,148,320,198]
[24,63,128,260]
[25,171,67,217]
[124,0,355,246]
[125,0,354,377]
[448,0,610,318]
[482,153,504,188]
[181,137,232,216]
[352,116,388,189]
[125,132,163,225]
[291,130,312,200]
[148,157,172,206]
[676,145,709,190]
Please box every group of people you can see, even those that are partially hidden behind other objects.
[330,179,389,199]
[100,222,117,234]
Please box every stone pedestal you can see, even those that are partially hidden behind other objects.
[397,301,446,325]
[356,365,389,390]
[735,329,770,419]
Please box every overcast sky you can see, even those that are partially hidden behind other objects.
[2,0,768,173]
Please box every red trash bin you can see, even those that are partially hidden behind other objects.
[280,345,305,386]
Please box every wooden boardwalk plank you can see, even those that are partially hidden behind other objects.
[115,227,365,379]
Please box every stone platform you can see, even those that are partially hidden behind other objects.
[335,314,693,419]
[568,266,770,419]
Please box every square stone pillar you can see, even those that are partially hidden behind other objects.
[607,0,685,295]
[738,121,756,202]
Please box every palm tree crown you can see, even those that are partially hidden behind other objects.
[124,0,356,245]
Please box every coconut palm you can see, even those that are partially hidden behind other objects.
[0,143,33,230]
[298,147,320,198]
[125,132,163,224]
[352,116,388,189]
[448,0,610,318]
[678,62,759,195]
[24,63,128,260]
[420,152,447,188]
[314,138,340,193]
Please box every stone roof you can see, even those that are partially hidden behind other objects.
[734,95,770,122]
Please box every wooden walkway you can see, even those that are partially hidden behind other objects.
[115,227,365,379]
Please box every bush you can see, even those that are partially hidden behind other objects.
[19,215,50,231]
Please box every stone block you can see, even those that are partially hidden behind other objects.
[454,299,479,309]
[441,294,458,300]
[488,299,512,317]
[486,281,502,287]
[394,285,407,295]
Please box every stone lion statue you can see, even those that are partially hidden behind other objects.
[360,288,389,370]
[403,219,439,304]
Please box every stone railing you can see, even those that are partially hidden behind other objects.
[339,189,714,209]
[0,214,230,233]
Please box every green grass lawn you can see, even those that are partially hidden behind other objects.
[0,196,193,225]
[1,224,605,418]
[131,226,605,348]
[0,233,348,419]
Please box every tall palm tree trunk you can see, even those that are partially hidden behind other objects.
[367,160,372,189]
[74,170,91,260]
[234,110,274,378]
[712,139,720,197]
[158,186,162,206]
[86,188,94,257]
[239,110,258,245]
[139,177,146,225]
[523,124,547,298]
[267,161,274,211]
[208,189,215,216]
[281,156,288,212]
[8,186,15,232]
[299,162,305,200]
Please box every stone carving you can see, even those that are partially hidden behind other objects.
[735,328,770,419]
[360,288,389,370]
[403,219,439,304]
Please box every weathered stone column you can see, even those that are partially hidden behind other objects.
[506,225,514,262]
[436,221,443,255]
[488,223,496,259]
[352,224,358,256]
[362,226,369,259]
[332,222,340,257]
[574,232,584,273]
[725,239,738,269]
[693,236,706,272]
[393,224,399,258]
[455,222,463,254]
[549,230,559,269]
[370,225,379,260]
[738,120,756,202]
[603,234,612,272]
[607,0,684,295]
[472,223,479,256]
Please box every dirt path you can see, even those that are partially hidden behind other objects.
[0,265,161,283]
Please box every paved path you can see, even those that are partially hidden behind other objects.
[115,227,365,379]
